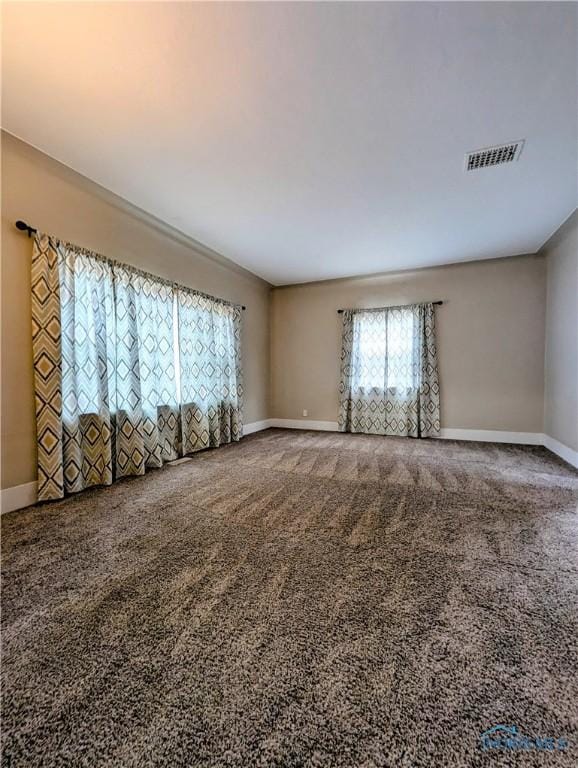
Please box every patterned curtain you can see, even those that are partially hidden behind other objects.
[338,303,440,437]
[113,265,179,477]
[33,236,116,500]
[31,233,243,502]
[178,290,243,453]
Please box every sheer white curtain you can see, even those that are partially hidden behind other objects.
[58,247,116,493]
[31,233,243,502]
[178,290,243,453]
[352,309,419,393]
[113,265,179,476]
[338,304,440,437]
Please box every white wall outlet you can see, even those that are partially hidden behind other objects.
[302,409,308,417]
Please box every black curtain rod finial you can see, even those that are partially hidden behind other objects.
[15,220,37,238]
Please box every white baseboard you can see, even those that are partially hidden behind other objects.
[266,420,546,446]
[243,419,274,435]
[542,434,578,468]
[269,418,339,432]
[1,481,38,515]
[438,428,543,445]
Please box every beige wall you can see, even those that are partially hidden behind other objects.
[1,133,271,490]
[271,255,547,432]
[543,209,578,452]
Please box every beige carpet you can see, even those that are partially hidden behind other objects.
[2,429,578,767]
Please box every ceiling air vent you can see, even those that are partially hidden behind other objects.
[465,140,524,171]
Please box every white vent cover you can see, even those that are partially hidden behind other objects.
[465,140,524,171]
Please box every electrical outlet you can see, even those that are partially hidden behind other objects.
[302,409,308,417]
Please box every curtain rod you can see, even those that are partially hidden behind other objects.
[337,300,443,314]
[16,220,37,237]
[15,220,246,310]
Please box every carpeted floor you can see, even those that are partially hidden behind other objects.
[2,429,578,767]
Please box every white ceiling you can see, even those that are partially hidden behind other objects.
[2,2,577,285]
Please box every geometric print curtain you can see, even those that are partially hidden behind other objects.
[113,264,179,477]
[58,244,116,495]
[178,290,243,454]
[338,303,440,438]
[31,233,243,502]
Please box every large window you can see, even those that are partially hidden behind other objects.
[32,233,243,501]
[354,309,417,393]
[338,304,440,438]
